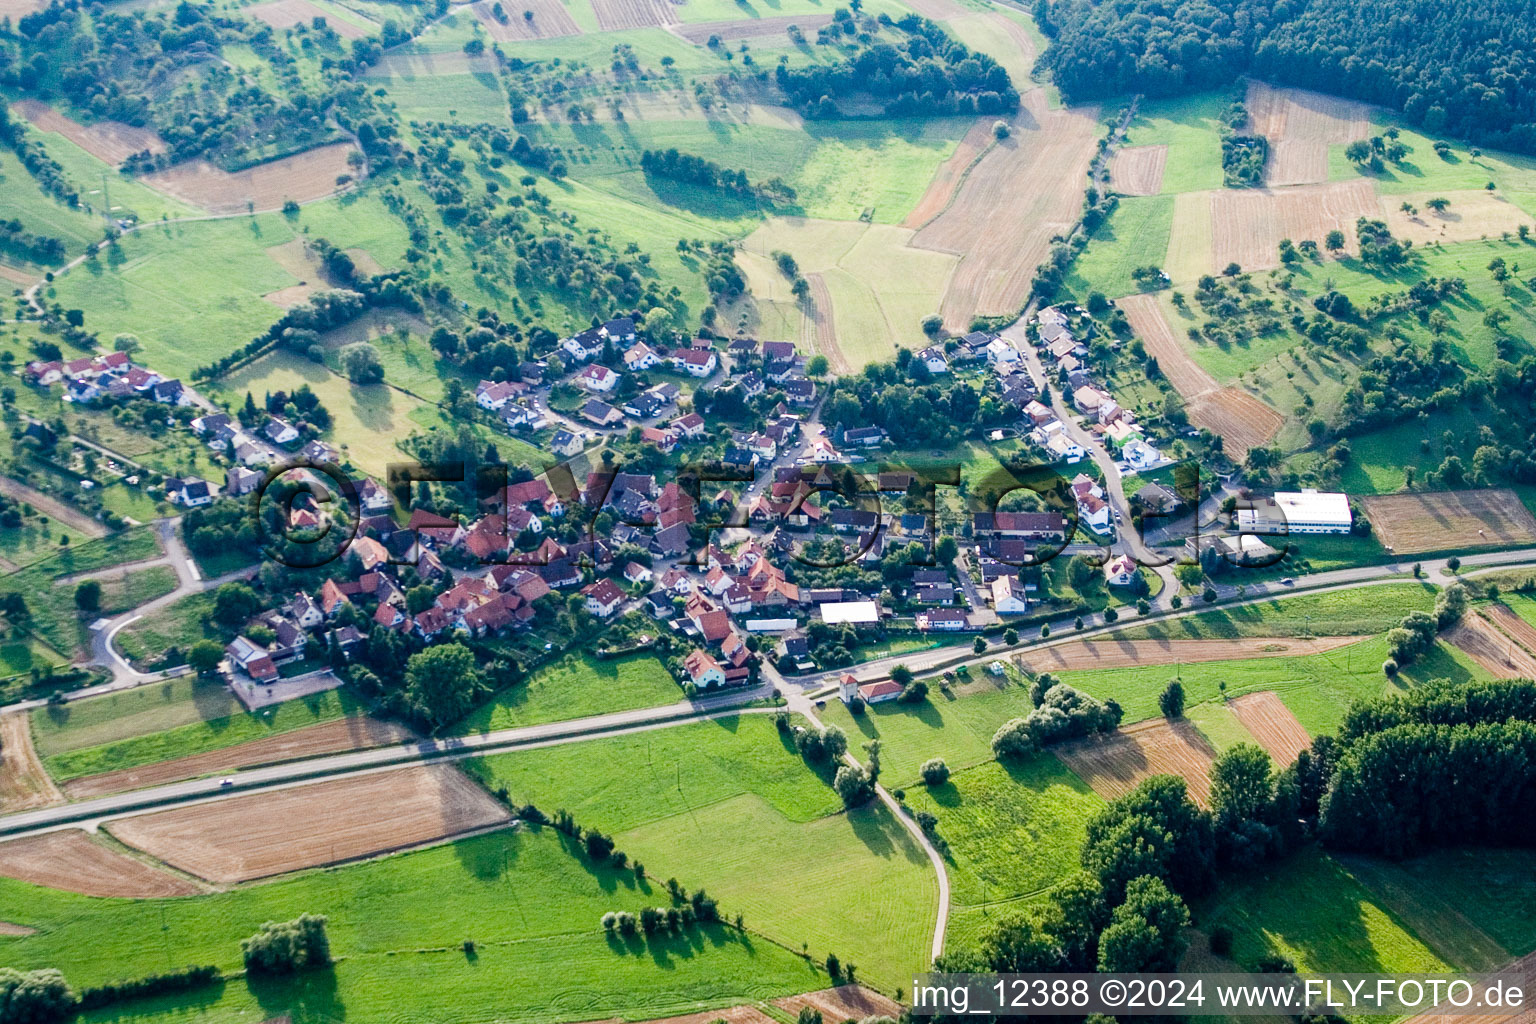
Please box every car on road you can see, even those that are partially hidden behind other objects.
[1280,577,1295,586]
[218,778,234,788]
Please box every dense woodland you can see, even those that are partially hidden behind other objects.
[1035,0,1536,152]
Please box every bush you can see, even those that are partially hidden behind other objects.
[920,758,950,786]
[833,763,875,808]
[898,680,928,703]
[0,968,76,1023]
[1159,679,1185,718]
[241,915,331,974]
[78,965,220,1011]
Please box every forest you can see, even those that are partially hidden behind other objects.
[1035,0,1536,152]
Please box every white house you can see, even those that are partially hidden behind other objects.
[1078,493,1113,535]
[1123,439,1162,471]
[576,364,619,393]
[671,348,717,377]
[581,578,625,618]
[623,342,659,371]
[1103,554,1138,587]
[986,338,1021,367]
[561,329,603,363]
[918,346,949,374]
[991,574,1030,614]
[476,380,520,410]
[684,649,726,689]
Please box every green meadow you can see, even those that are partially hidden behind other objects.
[452,651,683,735]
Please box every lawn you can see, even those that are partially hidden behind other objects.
[113,591,219,666]
[37,686,367,784]
[29,674,248,758]
[903,754,1103,909]
[0,527,162,658]
[463,714,843,832]
[1119,91,1228,195]
[0,826,826,1023]
[1200,846,1455,975]
[452,651,684,735]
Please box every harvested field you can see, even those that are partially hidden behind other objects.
[248,0,372,38]
[802,272,846,373]
[141,142,359,215]
[897,0,968,18]
[364,50,496,77]
[1380,191,1536,246]
[0,829,199,898]
[1444,614,1536,680]
[634,1006,776,1024]
[470,0,580,41]
[1110,144,1168,197]
[1118,293,1283,457]
[902,116,993,229]
[914,90,1101,329]
[1188,388,1283,458]
[1228,691,1312,763]
[1246,80,1369,186]
[63,716,416,799]
[0,262,34,286]
[672,13,831,43]
[1119,292,1216,397]
[591,0,677,31]
[1400,950,1536,1024]
[0,712,62,813]
[108,764,510,883]
[13,99,166,165]
[1210,180,1378,274]
[773,986,904,1023]
[1360,489,1536,555]
[1165,189,1215,282]
[1020,635,1362,673]
[1484,603,1536,656]
[1054,718,1220,807]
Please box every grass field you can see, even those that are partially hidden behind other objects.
[0,826,825,1022]
[0,527,162,658]
[37,686,367,783]
[903,754,1103,909]
[1201,846,1455,975]
[209,349,430,479]
[30,674,254,759]
[1064,194,1175,301]
[1113,583,1440,641]
[452,651,683,735]
[1119,92,1228,195]
[112,591,219,665]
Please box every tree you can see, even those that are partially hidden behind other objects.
[890,664,914,687]
[1426,196,1451,214]
[991,716,1037,759]
[1344,139,1372,164]
[188,640,224,675]
[935,535,959,565]
[1096,876,1190,972]
[212,582,263,628]
[993,119,1011,140]
[0,967,76,1023]
[1324,229,1346,251]
[73,580,101,612]
[921,758,950,786]
[972,636,987,655]
[242,914,331,974]
[404,643,486,729]
[1004,628,1019,645]
[805,355,829,377]
[833,763,875,808]
[1158,679,1184,718]
[1211,743,1274,828]
[340,343,385,384]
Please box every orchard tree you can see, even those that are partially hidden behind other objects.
[405,643,487,729]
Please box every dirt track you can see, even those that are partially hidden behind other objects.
[803,272,849,375]
[1484,603,1536,656]
[108,764,510,884]
[0,712,63,813]
[64,716,416,799]
[1055,717,1219,806]
[0,829,199,897]
[1227,691,1312,762]
[1021,635,1362,674]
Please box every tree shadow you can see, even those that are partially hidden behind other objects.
[246,964,344,1022]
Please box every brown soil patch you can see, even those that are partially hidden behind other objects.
[109,764,510,884]
[672,13,831,43]
[0,921,37,935]
[263,285,315,308]
[1021,635,1361,673]
[248,0,372,39]
[1110,144,1168,197]
[0,262,35,285]
[13,99,166,165]
[470,0,581,41]
[1444,614,1536,680]
[803,271,848,375]
[903,117,993,230]
[773,986,904,1022]
[632,1006,777,1024]
[142,142,359,216]
[1055,717,1219,807]
[345,248,383,276]
[591,0,677,31]
[1400,950,1536,1024]
[1227,691,1312,763]
[1246,81,1369,187]
[63,717,415,800]
[1210,179,1378,274]
[1118,293,1282,458]
[0,829,199,898]
[1380,191,1536,246]
[0,712,62,813]
[1188,388,1284,459]
[914,90,1101,329]
[1360,489,1536,555]
[1484,603,1536,655]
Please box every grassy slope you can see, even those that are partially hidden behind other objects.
[1064,194,1175,300]
[113,591,218,664]
[0,527,162,658]
[0,827,824,1023]
[453,651,684,734]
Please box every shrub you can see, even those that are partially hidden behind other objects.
[241,914,331,974]
[920,758,950,786]
[0,968,76,1022]
[1159,680,1185,718]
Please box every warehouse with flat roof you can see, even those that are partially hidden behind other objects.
[1237,489,1353,535]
